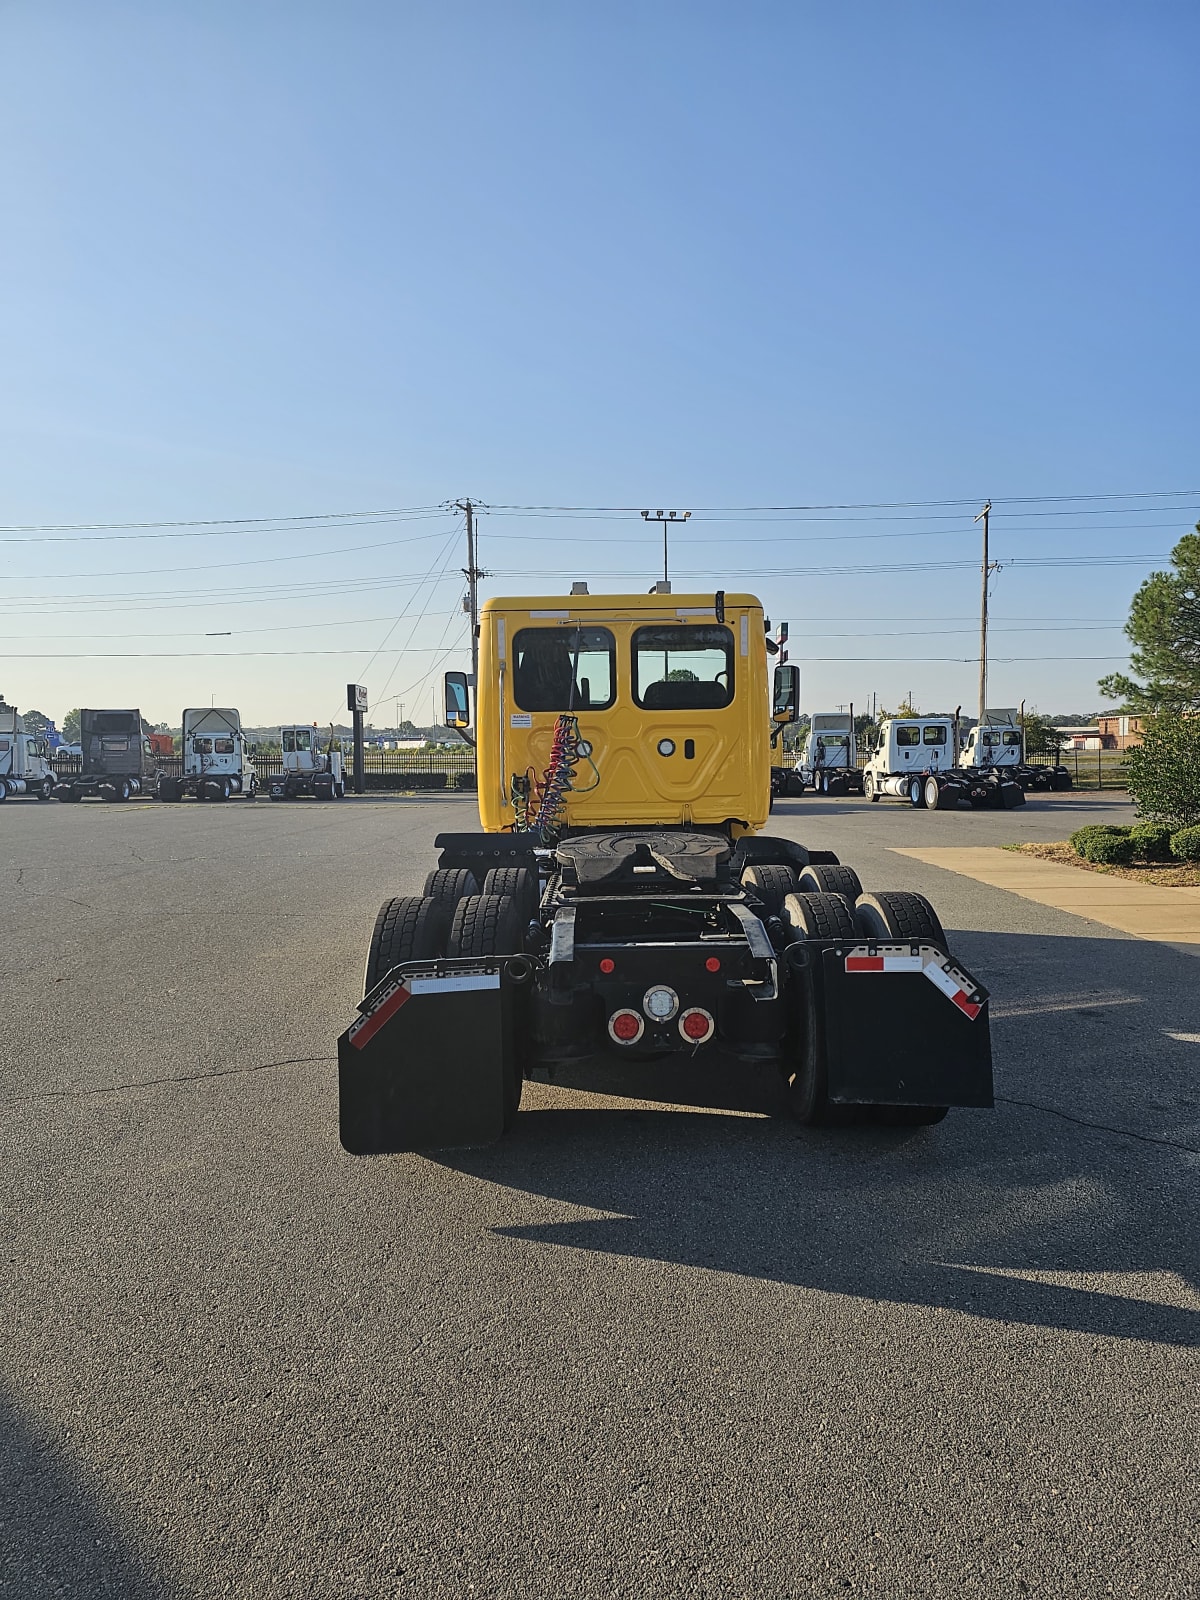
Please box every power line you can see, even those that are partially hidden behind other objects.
[3,488,1196,540]
[6,525,460,580]
[0,610,460,642]
[0,506,447,539]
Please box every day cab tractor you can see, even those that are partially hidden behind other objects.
[0,699,57,801]
[54,709,153,803]
[267,725,346,801]
[793,711,864,797]
[864,715,1027,811]
[338,589,993,1152]
[157,708,258,802]
[959,708,1072,793]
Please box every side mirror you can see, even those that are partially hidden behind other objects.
[771,663,799,724]
[444,671,470,729]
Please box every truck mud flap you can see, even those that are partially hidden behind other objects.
[337,956,532,1154]
[789,941,993,1108]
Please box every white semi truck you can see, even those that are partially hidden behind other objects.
[958,708,1072,792]
[0,699,57,801]
[864,715,1026,810]
[157,708,257,801]
[794,712,864,796]
[267,725,346,800]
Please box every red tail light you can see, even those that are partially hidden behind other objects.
[679,1007,715,1044]
[608,1009,645,1045]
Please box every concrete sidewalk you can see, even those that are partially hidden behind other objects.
[893,845,1200,953]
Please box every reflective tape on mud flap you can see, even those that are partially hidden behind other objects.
[843,944,987,1021]
[348,971,500,1051]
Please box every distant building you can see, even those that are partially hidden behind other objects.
[1097,714,1145,750]
[1055,725,1106,751]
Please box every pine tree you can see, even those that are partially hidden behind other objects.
[1099,527,1200,711]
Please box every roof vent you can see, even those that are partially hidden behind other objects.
[570,581,589,595]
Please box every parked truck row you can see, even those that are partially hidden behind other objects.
[773,705,1073,809]
[0,699,345,804]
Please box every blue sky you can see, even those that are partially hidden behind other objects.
[1,0,1197,727]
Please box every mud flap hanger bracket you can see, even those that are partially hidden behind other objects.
[726,901,779,1002]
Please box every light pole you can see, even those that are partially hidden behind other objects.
[640,509,691,591]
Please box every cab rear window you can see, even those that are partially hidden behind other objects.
[511,627,615,712]
[896,726,921,747]
[923,726,947,745]
[632,625,733,710]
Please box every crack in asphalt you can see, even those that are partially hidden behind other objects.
[2,1065,1196,1159]
[997,1095,1200,1156]
[0,1056,337,1109]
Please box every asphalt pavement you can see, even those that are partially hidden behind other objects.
[1,788,1197,1598]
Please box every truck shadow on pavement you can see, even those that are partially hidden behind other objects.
[0,1389,175,1598]
[436,929,1200,1349]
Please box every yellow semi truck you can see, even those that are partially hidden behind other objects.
[338,587,992,1151]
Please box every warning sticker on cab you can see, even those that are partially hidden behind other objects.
[510,713,533,728]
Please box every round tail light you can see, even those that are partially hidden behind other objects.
[608,1009,645,1045]
[679,1007,715,1044]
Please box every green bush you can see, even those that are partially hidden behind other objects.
[1125,712,1200,829]
[1082,832,1139,865]
[1169,826,1200,863]
[1129,822,1174,861]
[1070,824,1128,858]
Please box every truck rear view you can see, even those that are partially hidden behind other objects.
[337,590,993,1151]
[56,710,151,803]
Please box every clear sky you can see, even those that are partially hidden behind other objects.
[1,0,1197,730]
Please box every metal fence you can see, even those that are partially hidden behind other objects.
[50,749,479,791]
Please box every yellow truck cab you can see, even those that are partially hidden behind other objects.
[338,587,993,1154]
[475,590,770,835]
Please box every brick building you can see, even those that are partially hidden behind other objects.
[1097,714,1145,750]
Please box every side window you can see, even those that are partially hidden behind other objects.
[214,738,234,755]
[296,729,312,751]
[283,730,295,753]
[923,725,947,745]
[896,726,921,747]
[632,625,734,710]
[193,737,213,755]
[512,627,616,712]
[1003,730,1022,746]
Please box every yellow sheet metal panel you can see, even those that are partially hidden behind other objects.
[476,592,770,835]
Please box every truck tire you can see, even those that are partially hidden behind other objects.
[1000,781,1026,808]
[740,863,798,914]
[785,771,806,797]
[59,785,81,803]
[447,893,523,958]
[0,781,8,802]
[481,866,538,918]
[423,867,480,907]
[797,863,862,903]
[363,895,452,996]
[854,890,946,949]
[157,777,179,802]
[782,891,856,941]
[924,776,944,810]
[865,773,879,802]
[909,777,926,808]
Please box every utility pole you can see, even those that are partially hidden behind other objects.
[975,500,995,728]
[455,499,484,696]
